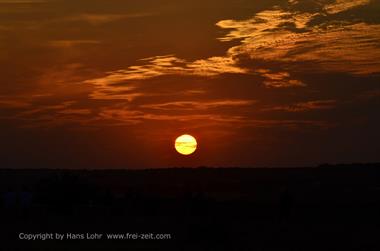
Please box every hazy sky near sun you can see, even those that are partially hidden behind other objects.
[0,0,379,168]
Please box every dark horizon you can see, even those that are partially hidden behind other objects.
[1,162,380,250]
[1,162,380,171]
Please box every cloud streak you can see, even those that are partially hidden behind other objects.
[84,55,248,101]
[98,106,332,129]
[263,100,337,112]
[141,100,256,111]
[64,13,155,25]
[47,40,101,48]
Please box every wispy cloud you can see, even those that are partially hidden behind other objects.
[84,55,248,100]
[141,100,256,111]
[263,100,337,112]
[324,0,370,14]
[15,101,76,117]
[58,108,92,115]
[2,99,98,129]
[64,13,154,25]
[357,89,380,100]
[0,99,30,108]
[98,106,332,129]
[98,108,246,125]
[0,0,46,3]
[47,40,101,48]
[90,55,247,83]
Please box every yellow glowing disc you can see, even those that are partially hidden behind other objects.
[175,134,197,155]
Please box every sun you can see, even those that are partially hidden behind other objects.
[175,134,197,155]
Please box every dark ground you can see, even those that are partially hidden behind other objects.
[0,164,379,250]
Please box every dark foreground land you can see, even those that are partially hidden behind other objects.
[1,164,380,250]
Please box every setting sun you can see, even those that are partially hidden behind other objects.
[175,134,197,155]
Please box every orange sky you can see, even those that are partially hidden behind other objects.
[0,0,379,168]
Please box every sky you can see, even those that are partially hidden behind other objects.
[0,0,379,169]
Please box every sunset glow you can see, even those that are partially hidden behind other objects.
[0,0,379,168]
[1,1,379,249]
